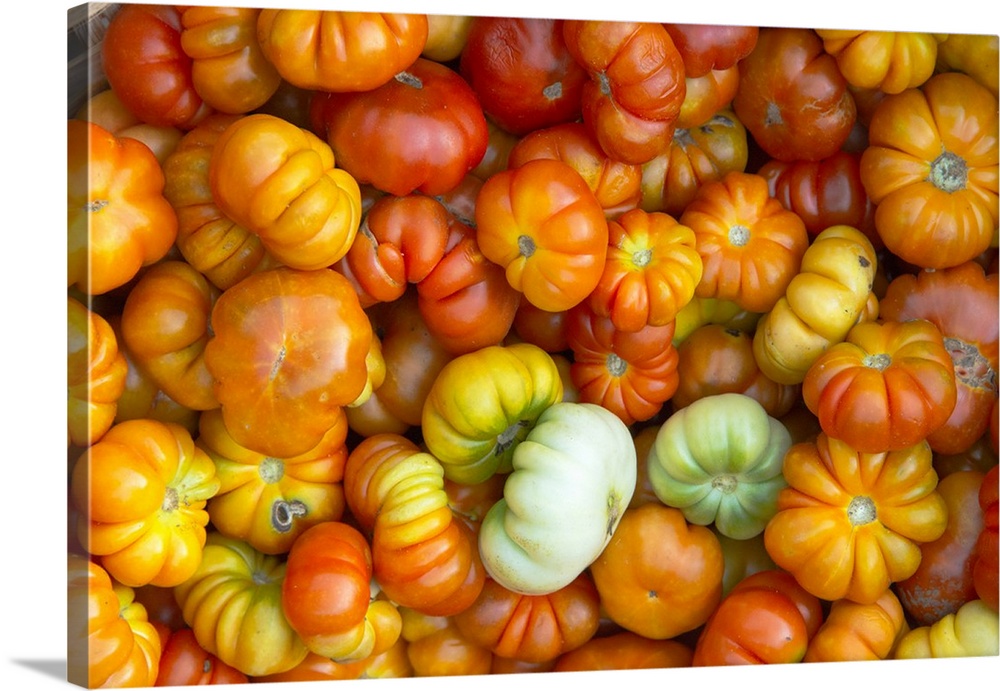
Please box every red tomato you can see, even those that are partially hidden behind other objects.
[101,4,212,128]
[460,17,587,136]
[311,58,488,197]
[733,27,857,162]
[562,20,687,164]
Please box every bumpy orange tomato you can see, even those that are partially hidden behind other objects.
[732,27,857,162]
[67,297,127,448]
[120,260,221,412]
[452,575,601,663]
[70,419,220,588]
[639,110,749,217]
[209,113,362,270]
[256,11,427,92]
[673,324,799,418]
[561,20,686,164]
[680,170,809,314]
[204,266,373,458]
[802,318,958,453]
[587,208,702,333]
[68,555,162,689]
[803,588,908,662]
[282,521,402,662]
[506,121,643,218]
[565,304,679,426]
[67,119,178,295]
[197,407,348,555]
[179,6,281,113]
[816,30,945,94]
[764,433,949,604]
[880,262,1000,455]
[343,434,487,616]
[161,113,279,291]
[475,158,609,313]
[860,72,999,269]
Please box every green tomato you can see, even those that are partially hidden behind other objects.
[478,401,636,595]
[646,392,791,539]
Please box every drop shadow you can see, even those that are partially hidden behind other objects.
[9,658,67,682]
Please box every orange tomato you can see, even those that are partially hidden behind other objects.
[680,170,809,313]
[589,503,724,640]
[67,119,178,296]
[475,158,609,313]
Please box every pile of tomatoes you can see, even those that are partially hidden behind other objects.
[66,4,1000,688]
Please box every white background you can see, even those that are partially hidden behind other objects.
[3,0,997,688]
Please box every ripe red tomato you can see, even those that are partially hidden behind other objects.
[460,17,587,136]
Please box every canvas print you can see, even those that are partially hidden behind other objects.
[65,2,999,688]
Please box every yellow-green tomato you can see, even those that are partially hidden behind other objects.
[421,342,564,484]
[478,401,637,596]
[646,392,792,540]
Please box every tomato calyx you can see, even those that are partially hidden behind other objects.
[395,71,423,89]
[542,82,564,101]
[944,337,998,392]
[606,353,628,377]
[711,474,738,494]
[728,225,750,247]
[863,353,892,371]
[632,248,652,268]
[929,151,968,193]
[847,495,877,526]
[272,500,308,533]
[496,419,532,455]
[162,487,179,512]
[518,234,537,258]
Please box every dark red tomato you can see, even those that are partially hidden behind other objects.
[310,58,488,197]
[663,24,759,77]
[733,27,857,162]
[460,17,588,136]
[758,150,879,246]
[895,470,987,626]
[101,4,212,129]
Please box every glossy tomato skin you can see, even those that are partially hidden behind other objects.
[203,267,373,459]
[880,262,1000,455]
[179,6,281,114]
[452,574,602,663]
[156,628,248,685]
[733,27,857,162]
[460,17,587,136]
[101,4,212,129]
[972,464,999,611]
[67,297,128,448]
[663,24,759,78]
[758,150,878,244]
[895,470,987,626]
[589,503,724,640]
[68,556,162,689]
[562,20,687,164]
[256,11,427,93]
[507,121,643,218]
[311,58,488,197]
[860,72,999,269]
[692,569,822,665]
[475,158,609,313]
[801,319,959,454]
[67,120,179,296]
